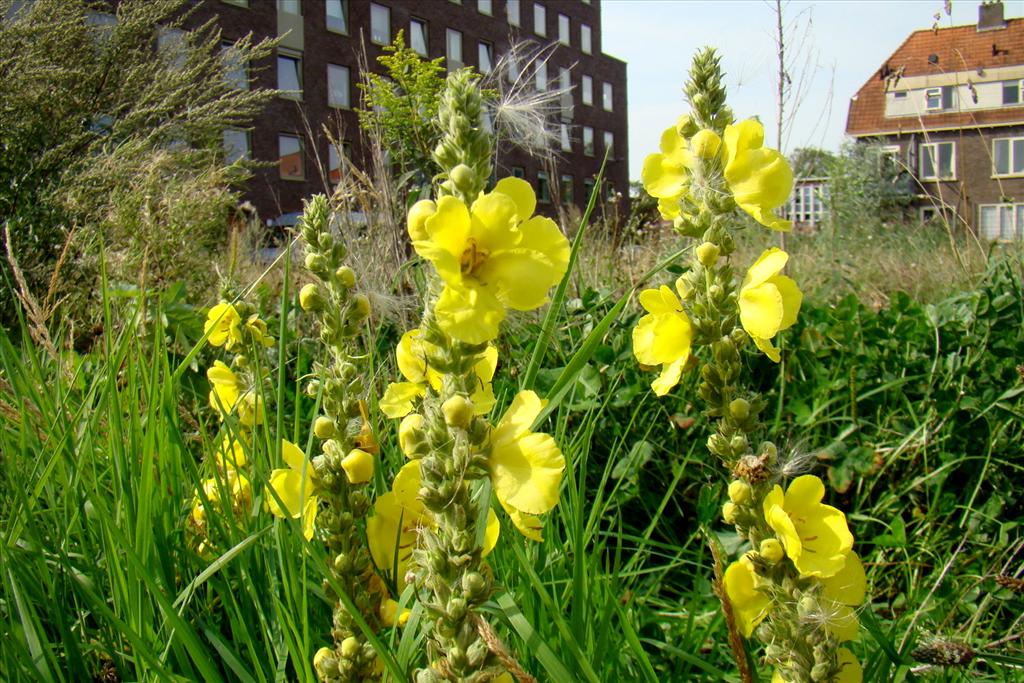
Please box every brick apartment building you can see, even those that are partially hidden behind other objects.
[179,0,628,225]
[846,0,1024,240]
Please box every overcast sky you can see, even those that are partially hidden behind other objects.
[601,0,1024,181]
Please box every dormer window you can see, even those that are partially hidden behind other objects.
[925,85,953,111]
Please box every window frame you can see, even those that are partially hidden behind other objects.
[537,171,551,203]
[1002,80,1022,105]
[581,74,593,106]
[583,126,594,157]
[326,0,348,35]
[327,63,351,109]
[506,0,520,26]
[478,41,494,74]
[277,51,303,100]
[580,23,592,54]
[918,141,956,180]
[370,3,390,46]
[477,0,492,15]
[603,130,614,159]
[978,203,1024,241]
[277,0,300,15]
[278,133,305,181]
[560,123,571,152]
[410,18,428,56]
[533,3,546,37]
[446,28,463,68]
[223,128,251,163]
[992,136,1024,177]
[558,13,570,45]
[560,173,574,205]
[602,81,613,111]
[535,61,547,92]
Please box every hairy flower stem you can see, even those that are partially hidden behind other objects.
[299,196,382,683]
[679,50,848,683]
[411,70,502,683]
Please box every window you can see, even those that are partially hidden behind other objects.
[535,61,547,91]
[893,90,908,99]
[478,0,492,15]
[925,85,953,111]
[581,75,593,105]
[979,203,1024,241]
[559,67,572,117]
[580,24,592,54]
[327,64,350,108]
[221,41,249,90]
[328,143,350,185]
[478,41,494,74]
[158,28,188,70]
[326,0,347,34]
[223,128,250,163]
[602,82,613,111]
[583,126,594,156]
[558,13,570,45]
[1002,80,1022,105]
[785,183,827,226]
[410,19,428,56]
[277,0,300,14]
[534,3,546,37]
[370,3,390,45]
[993,137,1024,176]
[603,131,614,159]
[560,174,574,204]
[583,177,596,202]
[560,123,571,151]
[277,52,302,99]
[507,0,520,26]
[537,171,551,203]
[279,134,304,180]
[221,0,249,6]
[878,145,901,173]
[446,29,462,67]
[919,141,955,180]
[512,166,525,179]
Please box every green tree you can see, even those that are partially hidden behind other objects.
[0,0,275,330]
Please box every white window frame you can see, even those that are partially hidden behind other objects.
[558,14,570,45]
[992,136,1024,177]
[370,3,390,46]
[581,74,593,106]
[533,3,546,37]
[506,0,520,26]
[446,28,463,68]
[924,87,943,110]
[978,203,1024,241]
[919,141,956,180]
[327,64,350,109]
[581,24,592,54]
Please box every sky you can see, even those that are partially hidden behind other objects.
[600,0,1024,181]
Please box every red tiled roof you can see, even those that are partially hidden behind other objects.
[846,17,1024,136]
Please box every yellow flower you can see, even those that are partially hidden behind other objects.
[267,439,319,540]
[410,178,570,344]
[632,283,694,396]
[723,555,771,637]
[214,432,248,471]
[341,448,374,484]
[367,460,499,588]
[739,248,802,363]
[763,475,854,578]
[192,468,252,524]
[722,119,794,232]
[772,648,862,683]
[244,314,274,347]
[641,122,693,203]
[380,328,498,418]
[207,361,264,426]
[488,391,565,541]
[204,302,243,349]
[819,552,867,642]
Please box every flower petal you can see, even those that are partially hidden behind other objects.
[416,196,471,283]
[836,648,863,683]
[723,557,771,637]
[497,496,544,541]
[651,355,687,396]
[743,248,788,289]
[821,553,867,606]
[740,282,785,340]
[380,382,426,419]
[632,310,691,367]
[301,495,319,540]
[471,192,520,252]
[434,285,506,344]
[268,469,306,519]
[490,431,564,514]
[483,507,500,556]
[396,329,429,384]
[493,390,544,442]
[752,335,782,363]
[771,275,803,331]
[638,285,681,315]
[281,439,307,472]
[492,177,536,222]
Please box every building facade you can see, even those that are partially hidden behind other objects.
[845,0,1024,240]
[187,0,628,225]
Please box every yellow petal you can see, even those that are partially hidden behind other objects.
[497,496,544,541]
[267,469,306,519]
[483,507,500,556]
[632,311,691,367]
[301,495,319,540]
[398,413,425,458]
[651,355,687,396]
[827,603,860,642]
[478,217,569,311]
[416,196,471,284]
[341,449,374,484]
[637,285,681,315]
[657,196,681,220]
[281,439,307,472]
[743,248,788,289]
[641,152,688,199]
[490,431,565,514]
[493,390,544,440]
[739,282,784,340]
[407,199,437,241]
[392,460,424,510]
[380,382,425,419]
[723,119,765,165]
[396,329,429,384]
[822,553,867,606]
[470,381,497,416]
[765,502,802,562]
[470,192,520,252]
[752,335,782,363]
[434,285,506,345]
[784,474,825,513]
[723,557,771,637]
[475,345,499,383]
[492,176,536,222]
[380,598,411,627]
[659,124,685,156]
[836,648,864,683]
[771,275,802,331]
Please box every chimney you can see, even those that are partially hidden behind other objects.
[978,1,1007,31]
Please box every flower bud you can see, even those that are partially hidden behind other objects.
[450,163,475,190]
[313,416,336,439]
[727,480,751,504]
[461,571,488,602]
[407,200,437,241]
[441,395,474,429]
[334,266,356,289]
[313,646,336,676]
[675,275,693,300]
[676,113,698,138]
[341,449,374,484]
[695,241,720,267]
[398,413,427,457]
[722,501,738,524]
[690,129,722,159]
[350,294,371,322]
[729,398,750,420]
[304,253,327,275]
[299,283,322,312]
[760,538,784,563]
[340,636,360,658]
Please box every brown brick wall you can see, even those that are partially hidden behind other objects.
[187,0,629,224]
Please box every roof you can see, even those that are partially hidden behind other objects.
[846,16,1024,136]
